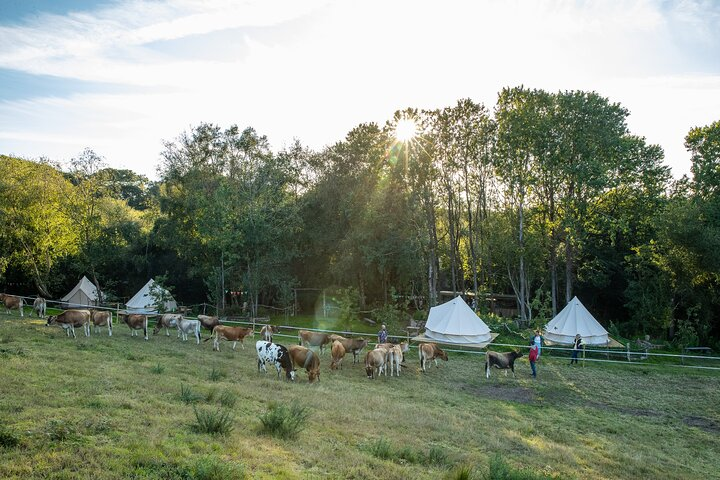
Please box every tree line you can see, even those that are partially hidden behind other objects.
[1,86,719,346]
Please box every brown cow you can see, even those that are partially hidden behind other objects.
[330,340,346,370]
[485,350,523,379]
[386,342,409,376]
[419,343,448,372]
[298,330,332,354]
[153,313,182,337]
[1,294,24,317]
[260,324,279,343]
[197,315,221,332]
[90,309,113,336]
[46,309,91,338]
[364,349,386,379]
[328,334,368,364]
[206,325,253,351]
[118,313,148,340]
[288,345,320,383]
[32,297,47,318]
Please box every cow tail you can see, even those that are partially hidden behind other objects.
[303,350,313,370]
[484,352,489,379]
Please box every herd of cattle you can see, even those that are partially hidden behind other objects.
[1,293,528,382]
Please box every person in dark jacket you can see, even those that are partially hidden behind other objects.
[570,334,583,365]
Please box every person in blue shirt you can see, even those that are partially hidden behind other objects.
[378,324,388,344]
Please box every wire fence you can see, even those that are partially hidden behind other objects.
[6,294,719,371]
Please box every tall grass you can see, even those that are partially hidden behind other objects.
[192,406,234,436]
[258,402,310,440]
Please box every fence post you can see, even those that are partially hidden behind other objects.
[627,342,631,362]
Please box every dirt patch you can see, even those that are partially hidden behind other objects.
[683,416,720,434]
[462,383,535,404]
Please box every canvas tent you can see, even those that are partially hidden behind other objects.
[544,296,609,345]
[61,276,100,307]
[420,296,493,345]
[126,279,177,313]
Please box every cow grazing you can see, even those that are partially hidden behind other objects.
[364,349,387,379]
[1,294,24,317]
[177,318,201,344]
[288,345,320,383]
[330,340,346,370]
[298,330,332,354]
[260,324,279,343]
[153,313,182,337]
[256,341,296,381]
[46,309,91,338]
[485,350,523,379]
[90,310,113,336]
[328,334,369,364]
[197,314,221,332]
[118,313,149,340]
[32,297,47,318]
[207,325,253,351]
[419,343,448,372]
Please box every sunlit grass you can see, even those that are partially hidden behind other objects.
[0,312,718,479]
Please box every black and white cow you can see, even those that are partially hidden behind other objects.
[485,350,523,379]
[256,341,296,381]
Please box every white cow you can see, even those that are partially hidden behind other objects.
[177,318,201,344]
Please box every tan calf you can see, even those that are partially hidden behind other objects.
[298,330,332,354]
[1,294,24,317]
[207,325,253,351]
[90,310,113,336]
[330,340,346,370]
[419,343,448,372]
[46,309,91,338]
[365,349,386,379]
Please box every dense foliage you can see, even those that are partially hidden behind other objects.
[1,90,719,345]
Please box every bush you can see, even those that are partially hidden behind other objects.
[365,437,393,460]
[219,390,237,408]
[192,407,234,436]
[486,455,557,480]
[426,445,450,466]
[208,367,226,382]
[150,363,165,374]
[258,402,310,440]
[44,419,80,442]
[0,424,21,449]
[180,384,202,404]
[446,465,475,480]
[191,455,245,480]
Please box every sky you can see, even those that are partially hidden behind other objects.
[0,0,719,180]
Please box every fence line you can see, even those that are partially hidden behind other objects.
[8,295,718,370]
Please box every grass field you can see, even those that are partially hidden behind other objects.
[1,313,719,479]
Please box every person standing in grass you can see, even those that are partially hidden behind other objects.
[529,341,539,378]
[570,334,583,365]
[533,329,543,358]
[378,324,388,344]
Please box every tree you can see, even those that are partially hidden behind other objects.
[0,156,80,296]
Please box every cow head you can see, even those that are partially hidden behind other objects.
[437,347,449,361]
[288,369,297,381]
[512,349,523,360]
[308,367,320,383]
[152,323,162,335]
[46,315,57,326]
[365,365,374,378]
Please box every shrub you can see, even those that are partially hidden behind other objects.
[150,363,165,374]
[486,455,556,480]
[180,384,202,404]
[426,445,450,467]
[44,419,80,442]
[192,455,245,480]
[208,367,226,382]
[219,390,237,408]
[365,437,393,460]
[0,424,21,449]
[192,407,234,436]
[446,465,475,480]
[258,402,310,440]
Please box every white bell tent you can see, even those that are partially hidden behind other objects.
[61,276,100,307]
[544,296,609,345]
[126,279,177,313]
[421,295,493,345]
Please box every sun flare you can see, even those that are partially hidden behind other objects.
[395,118,417,142]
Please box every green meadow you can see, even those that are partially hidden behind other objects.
[0,313,718,479]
